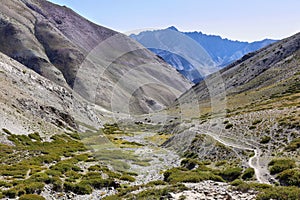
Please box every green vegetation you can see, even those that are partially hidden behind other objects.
[120,174,136,182]
[19,194,46,200]
[0,131,121,198]
[219,167,243,182]
[260,136,271,144]
[268,158,296,175]
[241,168,255,180]
[277,168,300,187]
[256,186,300,200]
[163,167,224,183]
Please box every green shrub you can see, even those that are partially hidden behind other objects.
[268,158,296,174]
[28,132,42,141]
[120,175,136,182]
[277,168,300,186]
[230,179,244,186]
[257,186,300,200]
[146,180,167,186]
[163,168,224,183]
[27,173,51,184]
[3,188,18,198]
[242,168,255,180]
[64,182,92,195]
[0,180,12,187]
[19,194,46,200]
[84,178,117,189]
[215,160,227,167]
[88,165,102,171]
[260,136,271,144]
[219,167,242,182]
[24,182,45,194]
[51,177,63,192]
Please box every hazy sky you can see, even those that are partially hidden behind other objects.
[48,0,300,42]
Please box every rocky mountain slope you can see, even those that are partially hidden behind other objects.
[0,0,191,114]
[0,51,102,137]
[177,32,300,105]
[130,26,276,83]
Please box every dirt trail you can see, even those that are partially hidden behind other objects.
[192,127,272,184]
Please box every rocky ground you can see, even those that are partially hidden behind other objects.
[171,181,257,200]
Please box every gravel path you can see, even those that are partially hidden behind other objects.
[191,127,273,184]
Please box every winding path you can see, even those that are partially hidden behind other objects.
[192,128,272,184]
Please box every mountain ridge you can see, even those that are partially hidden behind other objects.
[131,27,277,83]
[0,0,191,114]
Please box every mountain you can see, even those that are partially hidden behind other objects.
[130,26,277,83]
[130,28,218,83]
[177,32,300,105]
[0,0,191,115]
[185,30,277,67]
[162,32,300,186]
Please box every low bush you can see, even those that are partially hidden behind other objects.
[242,168,255,180]
[268,158,296,175]
[2,188,18,198]
[260,136,271,144]
[24,182,45,194]
[257,186,300,200]
[219,167,242,182]
[64,182,92,195]
[163,168,224,184]
[19,194,46,200]
[277,168,300,187]
[120,175,136,182]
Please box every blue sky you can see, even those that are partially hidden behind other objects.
[48,0,300,42]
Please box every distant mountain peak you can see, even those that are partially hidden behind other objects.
[167,26,179,31]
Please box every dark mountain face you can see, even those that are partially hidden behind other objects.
[0,0,191,114]
[131,27,277,83]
